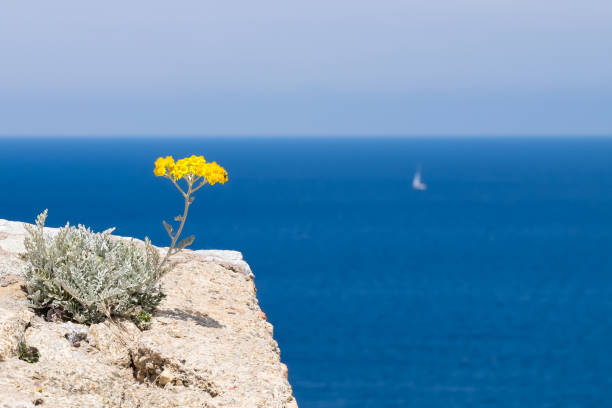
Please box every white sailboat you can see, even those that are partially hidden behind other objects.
[412,169,427,191]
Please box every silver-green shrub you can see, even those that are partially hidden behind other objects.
[22,210,170,324]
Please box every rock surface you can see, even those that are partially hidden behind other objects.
[0,218,297,408]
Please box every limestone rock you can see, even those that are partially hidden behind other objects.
[0,304,34,361]
[0,389,36,408]
[194,249,255,279]
[62,322,88,346]
[0,218,297,407]
[88,320,140,367]
[157,369,173,386]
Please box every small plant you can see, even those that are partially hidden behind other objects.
[153,155,228,265]
[21,154,227,326]
[18,342,40,363]
[23,211,169,324]
[134,310,152,330]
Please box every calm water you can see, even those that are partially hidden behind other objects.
[1,137,612,407]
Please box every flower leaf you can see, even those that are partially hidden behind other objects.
[162,221,173,238]
[177,235,195,250]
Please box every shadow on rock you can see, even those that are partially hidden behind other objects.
[156,308,223,328]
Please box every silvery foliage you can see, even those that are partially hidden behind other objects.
[23,210,170,324]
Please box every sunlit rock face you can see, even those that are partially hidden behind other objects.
[0,218,297,408]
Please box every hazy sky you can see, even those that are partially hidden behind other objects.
[1,1,611,136]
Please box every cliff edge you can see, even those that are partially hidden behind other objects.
[0,219,297,408]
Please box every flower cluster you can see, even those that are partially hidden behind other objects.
[201,161,229,185]
[153,156,175,177]
[154,154,229,265]
[154,155,228,185]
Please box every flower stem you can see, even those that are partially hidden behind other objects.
[161,179,193,266]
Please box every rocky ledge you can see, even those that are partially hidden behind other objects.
[0,219,297,408]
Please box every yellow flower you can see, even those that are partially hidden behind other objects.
[171,160,189,180]
[153,156,175,177]
[155,155,227,184]
[203,162,228,185]
[193,164,206,177]
[186,155,206,176]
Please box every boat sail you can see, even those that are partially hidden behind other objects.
[412,169,427,191]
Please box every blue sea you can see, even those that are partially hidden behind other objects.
[1,137,611,407]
